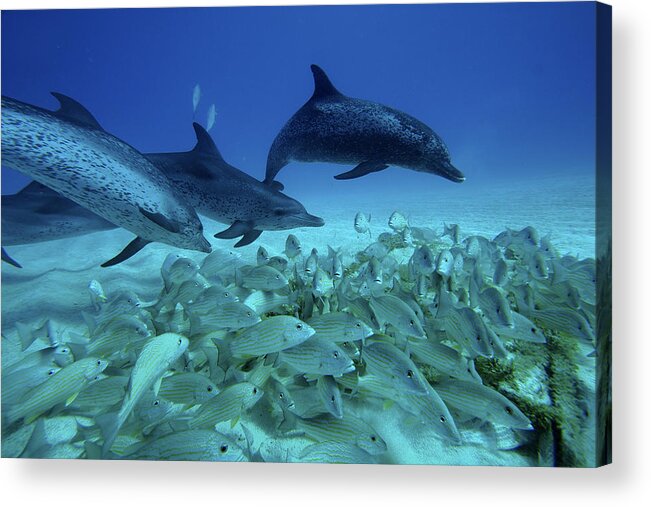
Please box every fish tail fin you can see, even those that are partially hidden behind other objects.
[96,411,120,457]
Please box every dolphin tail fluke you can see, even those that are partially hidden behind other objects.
[214,221,252,240]
[1,247,22,268]
[334,162,389,181]
[234,229,263,248]
[101,237,151,267]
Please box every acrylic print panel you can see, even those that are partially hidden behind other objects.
[0,2,611,467]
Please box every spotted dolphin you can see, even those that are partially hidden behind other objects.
[264,64,465,187]
[1,94,211,267]
[146,123,324,247]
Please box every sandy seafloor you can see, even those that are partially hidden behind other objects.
[0,173,596,465]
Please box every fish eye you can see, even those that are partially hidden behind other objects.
[247,311,252,317]
[440,416,446,423]
[61,348,68,353]
[406,369,414,378]
[279,393,284,399]
[224,292,229,297]
[96,360,102,366]
[505,406,513,415]
[296,324,303,330]
[476,335,481,342]
[253,387,258,395]
[178,339,183,345]
[370,435,377,442]
[220,444,228,453]
[409,320,414,326]
[154,400,160,406]
[356,323,361,328]
[531,328,537,333]
[48,369,56,375]
[331,396,336,402]
[333,351,339,358]
[207,386,213,392]
[496,308,500,314]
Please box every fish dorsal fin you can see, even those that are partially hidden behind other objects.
[191,122,225,163]
[51,92,103,130]
[310,64,343,100]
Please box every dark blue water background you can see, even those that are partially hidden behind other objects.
[1,2,596,201]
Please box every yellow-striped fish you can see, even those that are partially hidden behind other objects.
[434,379,533,430]
[362,340,429,395]
[308,311,373,343]
[189,382,262,429]
[369,295,426,339]
[230,316,314,357]
[6,357,108,425]
[100,333,189,455]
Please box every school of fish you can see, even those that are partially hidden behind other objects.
[1,212,596,464]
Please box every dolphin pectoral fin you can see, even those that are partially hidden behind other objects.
[101,237,151,267]
[1,247,22,268]
[270,181,285,192]
[214,221,252,240]
[234,229,263,248]
[138,207,181,233]
[334,162,389,180]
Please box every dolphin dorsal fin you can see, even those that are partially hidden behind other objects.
[191,122,225,163]
[51,92,103,130]
[310,64,343,100]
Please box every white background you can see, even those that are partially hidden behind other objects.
[0,0,648,505]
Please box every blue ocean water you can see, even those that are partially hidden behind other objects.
[0,3,602,465]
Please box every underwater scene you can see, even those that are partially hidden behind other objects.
[1,3,611,466]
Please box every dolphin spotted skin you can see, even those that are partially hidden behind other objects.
[264,64,465,187]
[1,94,211,266]
[146,123,325,247]
[1,182,118,268]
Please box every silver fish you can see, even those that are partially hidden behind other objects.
[388,211,408,232]
[279,336,355,376]
[362,340,429,395]
[354,212,371,236]
[435,379,533,430]
[308,311,373,343]
[230,316,314,357]
[369,295,426,339]
[284,234,302,259]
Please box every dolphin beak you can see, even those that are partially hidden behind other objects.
[438,160,466,183]
[198,236,212,253]
[296,213,325,228]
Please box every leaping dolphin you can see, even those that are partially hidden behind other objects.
[146,123,324,247]
[1,94,211,267]
[264,64,465,187]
